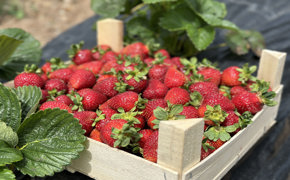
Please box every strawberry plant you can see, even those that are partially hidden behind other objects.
[90,0,265,57]
[0,83,86,178]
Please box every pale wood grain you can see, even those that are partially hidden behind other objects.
[97,18,123,52]
[257,49,286,91]
[157,119,204,177]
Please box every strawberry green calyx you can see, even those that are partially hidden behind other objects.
[198,58,218,70]
[111,123,142,148]
[152,102,185,129]
[111,107,142,126]
[250,80,277,106]
[152,53,167,65]
[92,110,106,127]
[238,111,253,129]
[67,41,84,58]
[124,67,149,82]
[202,137,215,152]
[47,89,65,100]
[180,57,198,75]
[204,126,231,142]
[135,94,148,110]
[23,64,40,73]
[47,57,67,72]
[204,105,228,125]
[114,80,133,93]
[219,85,231,99]
[237,63,257,84]
[67,91,84,112]
[123,55,144,67]
[187,91,203,107]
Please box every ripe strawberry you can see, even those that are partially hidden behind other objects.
[164,87,190,105]
[154,49,170,59]
[171,57,184,70]
[14,71,44,88]
[141,99,168,120]
[89,129,102,142]
[144,57,154,67]
[122,74,148,93]
[147,115,157,130]
[100,59,123,74]
[121,42,149,60]
[92,44,111,60]
[179,106,199,119]
[68,41,93,65]
[77,61,104,75]
[143,79,168,100]
[93,77,119,98]
[143,130,159,162]
[94,108,117,131]
[221,64,257,87]
[40,73,48,82]
[101,51,118,62]
[44,79,68,93]
[164,68,186,88]
[189,82,219,97]
[78,88,107,111]
[197,67,221,86]
[107,91,139,112]
[232,91,262,114]
[222,111,240,134]
[41,62,52,74]
[201,138,224,160]
[97,74,115,83]
[39,101,72,113]
[73,111,97,136]
[40,89,49,103]
[48,68,74,83]
[69,69,96,90]
[230,86,247,97]
[202,92,235,112]
[55,95,74,106]
[148,65,168,82]
[138,129,154,148]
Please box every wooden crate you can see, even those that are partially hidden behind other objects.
[65,19,286,180]
[4,19,286,180]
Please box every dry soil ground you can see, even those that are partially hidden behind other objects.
[0,0,95,46]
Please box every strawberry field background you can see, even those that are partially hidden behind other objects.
[3,0,290,179]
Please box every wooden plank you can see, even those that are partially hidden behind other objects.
[67,138,179,180]
[157,118,204,177]
[97,18,123,52]
[182,85,283,180]
[257,49,286,90]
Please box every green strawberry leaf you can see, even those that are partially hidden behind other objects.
[0,28,41,80]
[170,104,183,116]
[0,35,23,66]
[0,166,16,180]
[91,0,126,18]
[15,109,86,177]
[247,30,265,57]
[143,0,177,4]
[12,86,42,121]
[153,106,168,120]
[0,140,23,166]
[0,121,18,147]
[185,0,238,30]
[0,83,22,132]
[224,123,240,133]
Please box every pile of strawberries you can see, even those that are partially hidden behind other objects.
[13,41,276,163]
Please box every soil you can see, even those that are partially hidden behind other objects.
[0,0,95,47]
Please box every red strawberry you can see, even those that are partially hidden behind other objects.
[100,119,128,147]
[93,77,119,98]
[41,62,52,74]
[121,42,149,60]
[141,99,168,120]
[231,91,263,114]
[101,51,118,62]
[201,139,224,160]
[68,42,93,65]
[222,111,240,134]
[164,68,186,88]
[143,130,159,162]
[89,129,102,142]
[77,61,104,75]
[154,49,170,59]
[197,67,221,86]
[49,68,74,83]
[221,66,241,86]
[94,108,117,131]
[40,73,48,82]
[39,101,72,113]
[171,57,184,70]
[78,88,107,111]
[40,89,49,103]
[147,115,157,130]
[107,91,139,112]
[179,106,199,119]
[143,79,168,100]
[230,86,247,97]
[122,74,148,93]
[164,87,190,105]
[55,95,74,106]
[14,72,44,88]
[134,115,146,129]
[148,65,168,82]
[100,59,123,74]
[97,74,115,83]
[44,79,68,93]
[138,129,154,148]
[189,82,219,97]
[202,93,235,112]
[69,69,96,90]
[144,57,154,67]
[74,111,97,136]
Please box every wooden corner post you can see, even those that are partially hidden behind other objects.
[257,49,286,90]
[97,18,124,52]
[157,118,204,179]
